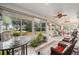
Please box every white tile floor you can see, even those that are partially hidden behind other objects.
[27,36,79,55]
[1,35,79,55]
[27,36,63,55]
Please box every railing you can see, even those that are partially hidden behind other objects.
[0,43,28,55]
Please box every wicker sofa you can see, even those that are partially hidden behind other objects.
[50,39,77,55]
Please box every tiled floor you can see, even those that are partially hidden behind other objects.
[0,35,79,55]
[27,36,79,55]
[27,36,63,55]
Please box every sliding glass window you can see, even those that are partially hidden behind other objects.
[34,19,46,34]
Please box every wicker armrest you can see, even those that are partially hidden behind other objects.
[50,40,77,55]
[50,41,71,55]
[50,47,63,55]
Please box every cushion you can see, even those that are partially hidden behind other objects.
[58,42,67,48]
[54,46,65,53]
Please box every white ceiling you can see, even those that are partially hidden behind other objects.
[0,3,79,18]
[15,3,79,16]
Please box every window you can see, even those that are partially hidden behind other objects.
[34,18,46,33]
[22,19,32,32]
[11,17,21,31]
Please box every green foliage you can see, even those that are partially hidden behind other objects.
[3,16,11,25]
[30,32,44,48]
[37,32,44,42]
[12,31,20,37]
[0,51,7,55]
[24,21,32,32]
[3,16,12,30]
[30,38,38,48]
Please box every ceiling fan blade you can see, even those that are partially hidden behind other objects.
[63,14,67,16]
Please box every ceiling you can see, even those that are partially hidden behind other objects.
[15,3,79,16]
[0,3,79,18]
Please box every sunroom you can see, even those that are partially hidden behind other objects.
[0,3,79,55]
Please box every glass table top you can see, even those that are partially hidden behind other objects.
[0,36,32,50]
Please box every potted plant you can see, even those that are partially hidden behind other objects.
[12,31,21,47]
[30,38,38,48]
[30,32,44,48]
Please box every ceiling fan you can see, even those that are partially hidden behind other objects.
[52,12,67,18]
[51,11,70,23]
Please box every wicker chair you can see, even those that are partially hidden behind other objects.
[50,40,77,55]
